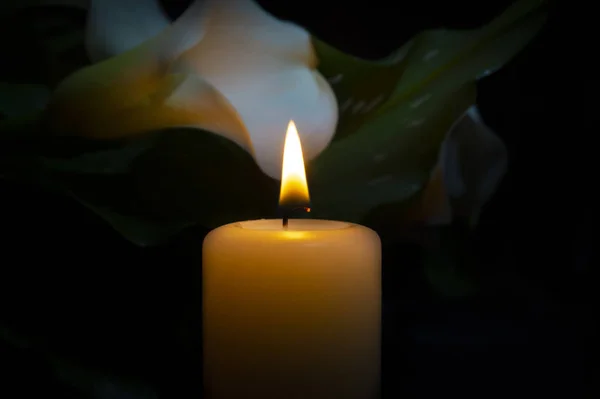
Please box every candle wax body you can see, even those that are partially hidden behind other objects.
[203,219,381,399]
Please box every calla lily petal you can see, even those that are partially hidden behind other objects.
[45,0,251,150]
[85,0,170,63]
[47,0,337,180]
[45,57,252,151]
[170,0,338,179]
[414,165,454,226]
[417,105,507,226]
[443,106,507,225]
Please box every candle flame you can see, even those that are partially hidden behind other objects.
[279,120,310,208]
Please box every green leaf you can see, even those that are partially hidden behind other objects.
[125,129,279,227]
[0,82,50,140]
[310,83,476,222]
[0,113,42,139]
[314,0,547,142]
[0,83,50,118]
[312,38,416,142]
[6,128,279,246]
[70,197,194,247]
[38,135,161,175]
[307,0,546,224]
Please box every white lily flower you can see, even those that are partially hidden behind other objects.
[47,0,338,180]
[414,105,508,227]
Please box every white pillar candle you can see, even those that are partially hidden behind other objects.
[203,121,381,398]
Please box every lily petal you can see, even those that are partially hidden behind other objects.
[45,0,253,147]
[172,0,338,179]
[442,106,507,225]
[85,0,170,63]
[417,105,507,226]
[45,56,252,151]
[47,0,336,180]
[414,165,454,226]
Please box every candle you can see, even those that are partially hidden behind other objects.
[203,121,381,398]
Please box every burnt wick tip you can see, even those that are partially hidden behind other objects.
[281,206,310,229]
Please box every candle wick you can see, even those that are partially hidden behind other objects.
[281,206,310,229]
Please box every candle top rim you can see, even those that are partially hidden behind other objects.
[237,219,352,232]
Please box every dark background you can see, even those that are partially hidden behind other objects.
[1,0,593,398]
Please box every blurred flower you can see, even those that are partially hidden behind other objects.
[45,0,338,179]
[0,0,545,246]
[410,105,507,228]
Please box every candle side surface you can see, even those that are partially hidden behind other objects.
[202,219,381,399]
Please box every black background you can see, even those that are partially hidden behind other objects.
[1,0,593,398]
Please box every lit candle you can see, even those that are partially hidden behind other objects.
[203,121,381,398]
